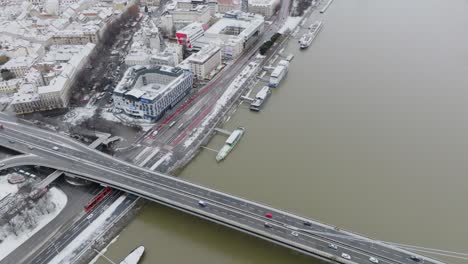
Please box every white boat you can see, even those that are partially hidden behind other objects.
[269,60,289,88]
[299,21,324,49]
[250,86,271,111]
[120,246,145,264]
[216,127,245,162]
[299,33,313,49]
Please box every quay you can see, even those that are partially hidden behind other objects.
[320,0,334,13]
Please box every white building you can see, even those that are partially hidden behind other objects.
[50,26,100,45]
[186,45,221,80]
[169,4,211,29]
[1,56,35,78]
[248,0,279,18]
[204,11,264,59]
[0,79,22,95]
[113,65,193,121]
[217,0,241,13]
[11,43,95,114]
[175,22,205,50]
[140,0,160,6]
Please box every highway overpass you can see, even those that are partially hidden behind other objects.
[0,118,444,264]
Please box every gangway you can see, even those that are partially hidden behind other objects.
[214,128,232,136]
[241,96,255,103]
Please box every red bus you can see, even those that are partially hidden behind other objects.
[85,187,112,213]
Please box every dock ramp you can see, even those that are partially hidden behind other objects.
[214,128,232,136]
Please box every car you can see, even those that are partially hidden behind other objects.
[152,130,158,137]
[410,256,422,262]
[86,213,94,220]
[328,243,338,250]
[28,146,34,150]
[369,257,379,263]
[52,146,59,150]
[0,163,4,167]
[198,200,207,207]
[265,213,273,218]
[8,140,14,143]
[264,222,272,228]
[341,253,351,260]
[303,220,312,226]
[291,231,299,237]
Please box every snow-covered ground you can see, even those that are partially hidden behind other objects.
[63,106,97,126]
[0,96,12,105]
[48,195,126,264]
[183,127,203,148]
[88,235,120,264]
[278,16,303,34]
[0,187,67,261]
[0,176,18,200]
[100,110,154,132]
[181,61,260,149]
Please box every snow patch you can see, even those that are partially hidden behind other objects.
[278,16,303,34]
[0,187,67,261]
[0,176,18,200]
[63,106,97,126]
[88,235,120,264]
[100,111,154,131]
[48,195,126,264]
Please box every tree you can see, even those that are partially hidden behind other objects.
[1,69,15,80]
[127,4,140,20]
[144,5,148,13]
[0,55,9,65]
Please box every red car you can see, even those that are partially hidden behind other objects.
[265,213,273,218]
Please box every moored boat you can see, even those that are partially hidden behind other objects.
[216,127,245,162]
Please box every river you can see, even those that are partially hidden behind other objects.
[95,0,468,263]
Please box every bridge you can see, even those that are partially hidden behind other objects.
[0,118,444,264]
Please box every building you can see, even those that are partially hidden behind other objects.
[186,45,221,80]
[113,65,193,121]
[50,26,99,45]
[140,0,160,6]
[1,56,35,78]
[247,0,278,18]
[11,43,95,114]
[218,0,241,13]
[0,79,22,95]
[176,22,205,50]
[169,4,211,29]
[204,11,264,59]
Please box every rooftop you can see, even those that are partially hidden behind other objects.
[114,65,190,101]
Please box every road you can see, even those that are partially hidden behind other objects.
[0,181,101,264]
[120,0,294,172]
[29,191,137,264]
[134,0,293,151]
[0,117,443,264]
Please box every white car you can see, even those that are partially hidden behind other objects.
[291,231,299,237]
[198,200,207,207]
[328,243,338,250]
[86,213,94,220]
[341,253,351,260]
[52,146,59,150]
[369,257,379,263]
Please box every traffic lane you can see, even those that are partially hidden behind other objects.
[31,191,122,264]
[0,118,92,153]
[0,127,429,264]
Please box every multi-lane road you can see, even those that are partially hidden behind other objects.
[0,117,443,264]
